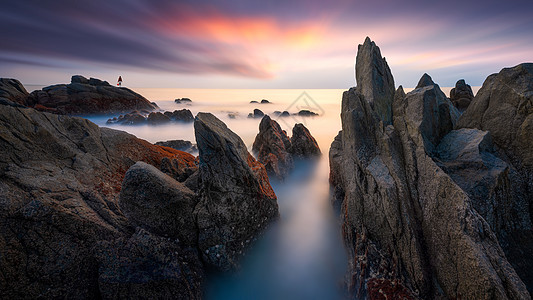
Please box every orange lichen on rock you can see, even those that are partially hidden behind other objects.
[247,153,277,200]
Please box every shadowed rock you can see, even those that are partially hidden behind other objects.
[0,103,202,298]
[25,75,156,115]
[355,37,395,124]
[0,78,28,106]
[450,79,474,111]
[290,123,321,158]
[194,112,279,270]
[330,38,530,299]
[253,116,321,180]
[252,115,293,180]
[155,140,197,153]
[147,112,171,124]
[119,162,198,245]
[456,63,533,292]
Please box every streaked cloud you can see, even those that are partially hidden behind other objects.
[0,0,531,88]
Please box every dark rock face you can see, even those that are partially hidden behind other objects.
[147,112,171,124]
[456,63,533,293]
[355,37,395,124]
[252,115,294,180]
[155,139,197,153]
[253,116,321,180]
[119,162,198,245]
[0,103,203,298]
[169,109,194,122]
[415,73,435,88]
[330,38,530,299]
[261,99,270,104]
[25,75,156,115]
[290,123,321,158]
[248,108,265,118]
[96,227,203,300]
[0,78,28,106]
[450,79,474,111]
[175,97,192,104]
[297,109,318,116]
[194,112,279,270]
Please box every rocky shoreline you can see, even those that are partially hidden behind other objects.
[1,38,531,299]
[329,37,532,299]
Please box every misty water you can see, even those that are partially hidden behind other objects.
[85,88,348,300]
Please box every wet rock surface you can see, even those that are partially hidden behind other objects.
[194,112,279,270]
[329,38,530,299]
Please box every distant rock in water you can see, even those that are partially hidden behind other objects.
[253,115,321,180]
[252,115,294,180]
[147,112,171,125]
[261,99,271,104]
[248,108,265,118]
[107,108,194,125]
[23,75,157,115]
[194,112,279,270]
[297,109,319,116]
[0,78,28,106]
[155,140,197,153]
[415,73,435,88]
[329,37,530,299]
[250,100,259,103]
[355,37,395,124]
[290,123,321,158]
[175,97,192,104]
[450,79,474,111]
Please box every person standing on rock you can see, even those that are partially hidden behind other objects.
[117,76,122,86]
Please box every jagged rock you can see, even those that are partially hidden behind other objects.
[400,73,460,154]
[329,38,530,299]
[95,227,203,300]
[297,110,318,116]
[252,116,321,179]
[457,63,533,169]
[0,78,29,106]
[119,162,198,245]
[0,103,201,298]
[456,63,533,292]
[147,112,171,125]
[290,123,321,158]
[355,37,395,124]
[252,115,293,180]
[194,112,279,270]
[450,79,474,111]
[415,73,435,88]
[25,75,156,115]
[155,140,197,153]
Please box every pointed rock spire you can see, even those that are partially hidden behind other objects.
[416,73,435,89]
[355,37,395,124]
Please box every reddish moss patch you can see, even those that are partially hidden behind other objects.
[247,153,277,200]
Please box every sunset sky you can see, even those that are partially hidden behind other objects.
[1,0,532,88]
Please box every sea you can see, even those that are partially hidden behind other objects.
[24,86,476,299]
